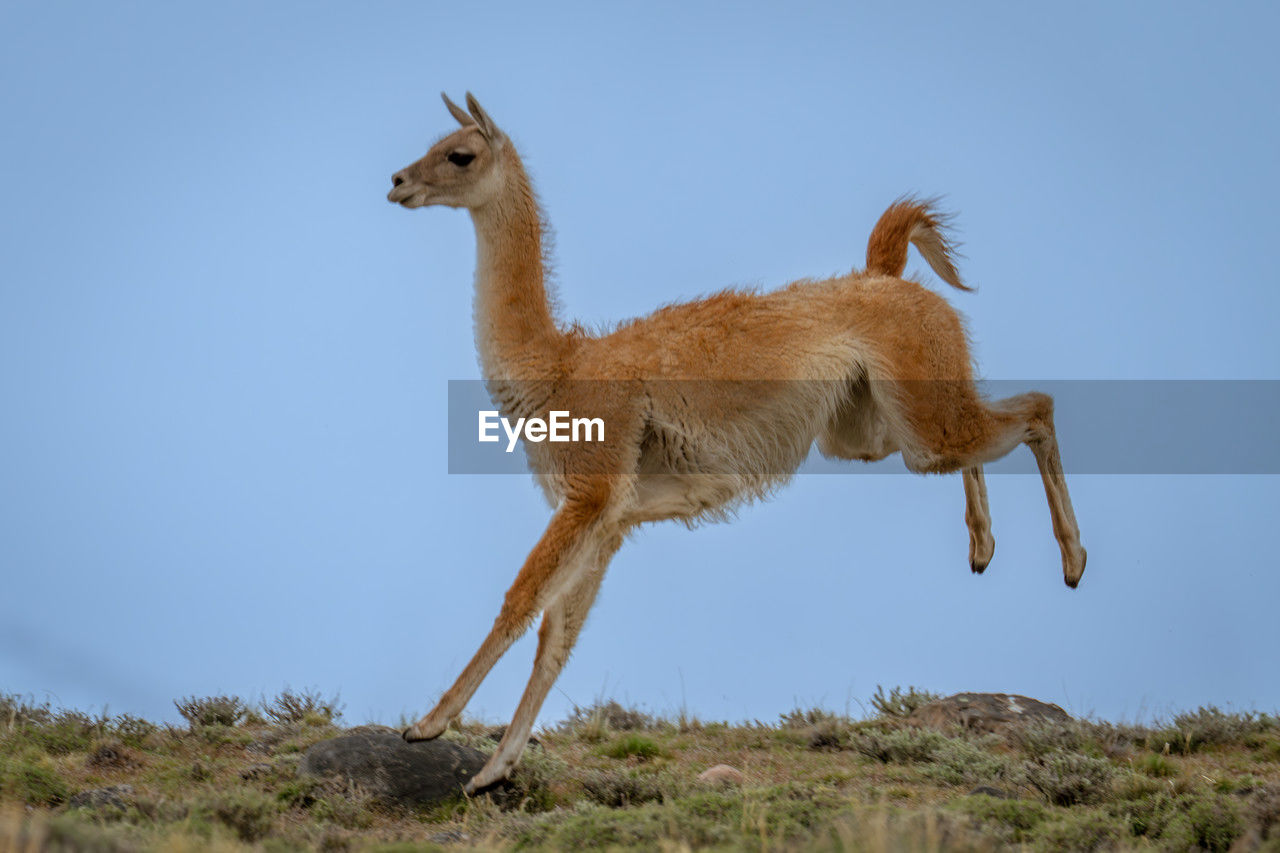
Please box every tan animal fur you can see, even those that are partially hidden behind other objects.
[387,93,1086,792]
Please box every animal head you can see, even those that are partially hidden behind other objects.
[387,93,507,210]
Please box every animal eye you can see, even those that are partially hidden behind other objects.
[447,151,475,167]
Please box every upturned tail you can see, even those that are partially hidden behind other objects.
[865,196,970,291]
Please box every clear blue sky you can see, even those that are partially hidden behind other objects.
[2,1,1277,727]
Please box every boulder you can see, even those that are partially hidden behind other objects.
[299,732,489,807]
[908,693,1070,734]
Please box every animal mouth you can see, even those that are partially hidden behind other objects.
[386,184,427,207]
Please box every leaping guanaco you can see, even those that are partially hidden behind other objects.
[387,93,1085,792]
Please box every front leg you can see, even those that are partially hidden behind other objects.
[404,493,610,742]
[465,555,612,793]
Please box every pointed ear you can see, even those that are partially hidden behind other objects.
[464,92,502,142]
[441,92,474,128]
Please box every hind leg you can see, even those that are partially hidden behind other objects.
[981,392,1085,586]
[962,466,995,573]
[1017,400,1087,587]
[895,386,1085,587]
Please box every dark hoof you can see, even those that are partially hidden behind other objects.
[970,560,988,574]
[1064,547,1087,588]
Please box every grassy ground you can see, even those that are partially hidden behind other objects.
[2,688,1279,851]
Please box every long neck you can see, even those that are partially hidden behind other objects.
[469,151,562,379]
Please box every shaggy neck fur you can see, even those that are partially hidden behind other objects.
[469,150,563,378]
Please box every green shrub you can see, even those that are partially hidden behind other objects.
[277,777,323,809]
[778,707,844,729]
[1036,810,1126,851]
[312,791,374,830]
[853,727,948,764]
[1024,753,1115,806]
[869,685,941,719]
[1,759,70,806]
[1243,784,1280,844]
[1183,793,1244,852]
[262,688,342,725]
[806,717,853,751]
[577,768,674,807]
[204,790,280,842]
[1008,720,1090,759]
[86,738,138,770]
[1253,735,1280,763]
[1136,752,1176,777]
[110,713,158,747]
[1108,788,1178,838]
[18,710,105,755]
[1150,706,1272,755]
[501,746,566,813]
[951,795,1048,843]
[598,733,662,760]
[924,737,1021,787]
[559,701,653,743]
[0,693,53,728]
[174,695,248,728]
[532,800,735,850]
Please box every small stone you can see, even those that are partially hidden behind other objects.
[697,764,745,786]
[67,785,134,811]
[240,762,274,780]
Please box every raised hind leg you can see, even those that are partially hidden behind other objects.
[895,386,1085,587]
[977,392,1085,586]
[404,491,611,743]
[962,465,995,573]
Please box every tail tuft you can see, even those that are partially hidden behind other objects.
[865,196,970,291]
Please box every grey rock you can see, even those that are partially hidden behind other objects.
[68,785,134,811]
[298,732,489,807]
[344,724,401,737]
[240,762,274,780]
[908,693,1070,734]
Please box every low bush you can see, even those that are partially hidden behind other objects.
[203,789,280,842]
[869,685,941,719]
[1036,810,1127,851]
[559,701,653,737]
[951,795,1048,843]
[262,688,342,726]
[576,768,673,807]
[1,759,70,806]
[853,726,948,764]
[1024,752,1116,806]
[174,694,248,728]
[1135,752,1176,777]
[598,733,663,761]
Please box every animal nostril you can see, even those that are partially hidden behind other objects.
[393,174,405,187]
